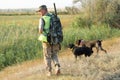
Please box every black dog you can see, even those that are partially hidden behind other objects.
[68,44,93,60]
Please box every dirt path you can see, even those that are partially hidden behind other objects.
[0,38,120,80]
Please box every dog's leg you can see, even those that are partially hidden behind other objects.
[79,56,82,60]
[74,55,77,62]
[85,54,88,57]
[95,47,99,55]
[99,46,107,54]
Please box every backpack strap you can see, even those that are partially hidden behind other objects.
[41,18,46,33]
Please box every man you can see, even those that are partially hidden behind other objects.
[37,5,61,76]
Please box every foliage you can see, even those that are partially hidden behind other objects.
[0,16,42,70]
[65,6,80,14]
[72,16,92,28]
[0,15,75,70]
[62,24,120,48]
[0,15,120,71]
[73,0,120,28]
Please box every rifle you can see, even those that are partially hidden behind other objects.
[50,3,61,52]
[50,3,58,53]
[53,3,57,17]
[53,3,61,50]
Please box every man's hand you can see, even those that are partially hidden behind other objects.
[39,29,43,34]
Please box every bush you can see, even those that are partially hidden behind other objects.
[73,0,120,28]
[72,17,92,28]
[108,14,120,29]
[62,24,120,48]
[0,54,5,70]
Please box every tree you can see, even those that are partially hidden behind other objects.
[73,0,120,28]
[65,6,80,14]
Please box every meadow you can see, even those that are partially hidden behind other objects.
[0,15,76,70]
[0,14,120,71]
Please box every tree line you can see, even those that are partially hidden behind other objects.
[71,0,120,28]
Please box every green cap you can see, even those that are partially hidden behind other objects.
[36,5,47,12]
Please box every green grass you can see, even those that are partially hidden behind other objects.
[0,15,42,69]
[0,15,120,70]
[0,15,75,70]
[62,24,120,48]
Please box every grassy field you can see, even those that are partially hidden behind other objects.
[0,15,77,70]
[0,37,120,80]
[0,14,120,80]
[0,15,120,80]
[0,15,40,69]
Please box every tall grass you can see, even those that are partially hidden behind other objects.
[0,16,43,70]
[0,15,75,70]
[62,24,120,48]
[0,15,120,70]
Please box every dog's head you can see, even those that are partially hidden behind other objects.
[68,44,75,49]
[97,40,102,46]
[76,39,83,46]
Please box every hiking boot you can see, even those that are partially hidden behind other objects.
[55,69,61,75]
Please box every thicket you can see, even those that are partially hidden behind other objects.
[72,0,120,29]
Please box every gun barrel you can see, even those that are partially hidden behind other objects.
[53,3,57,16]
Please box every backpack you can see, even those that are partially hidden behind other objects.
[47,14,63,45]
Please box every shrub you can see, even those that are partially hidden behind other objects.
[72,17,92,28]
[62,24,120,48]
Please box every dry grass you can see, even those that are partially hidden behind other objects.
[0,37,120,80]
[59,15,77,28]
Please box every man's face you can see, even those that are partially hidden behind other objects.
[38,9,46,16]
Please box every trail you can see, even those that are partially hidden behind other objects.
[0,38,120,80]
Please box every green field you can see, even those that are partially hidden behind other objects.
[0,15,76,70]
[0,15,120,70]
